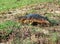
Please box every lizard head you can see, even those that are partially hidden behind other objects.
[18,16,27,22]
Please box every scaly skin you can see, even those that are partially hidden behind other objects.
[18,14,50,26]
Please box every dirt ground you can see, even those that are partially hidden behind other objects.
[0,2,60,44]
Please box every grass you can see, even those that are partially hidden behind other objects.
[11,25,60,44]
[0,20,60,44]
[0,0,54,11]
[0,20,21,39]
[0,0,60,44]
[0,20,15,29]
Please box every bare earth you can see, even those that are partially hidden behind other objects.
[0,2,60,44]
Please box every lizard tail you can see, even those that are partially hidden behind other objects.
[45,17,59,26]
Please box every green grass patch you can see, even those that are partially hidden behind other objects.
[0,20,21,38]
[0,20,15,29]
[0,0,54,11]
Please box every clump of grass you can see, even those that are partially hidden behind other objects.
[0,20,21,39]
[0,20,16,29]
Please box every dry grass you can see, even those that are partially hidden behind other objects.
[0,2,60,44]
